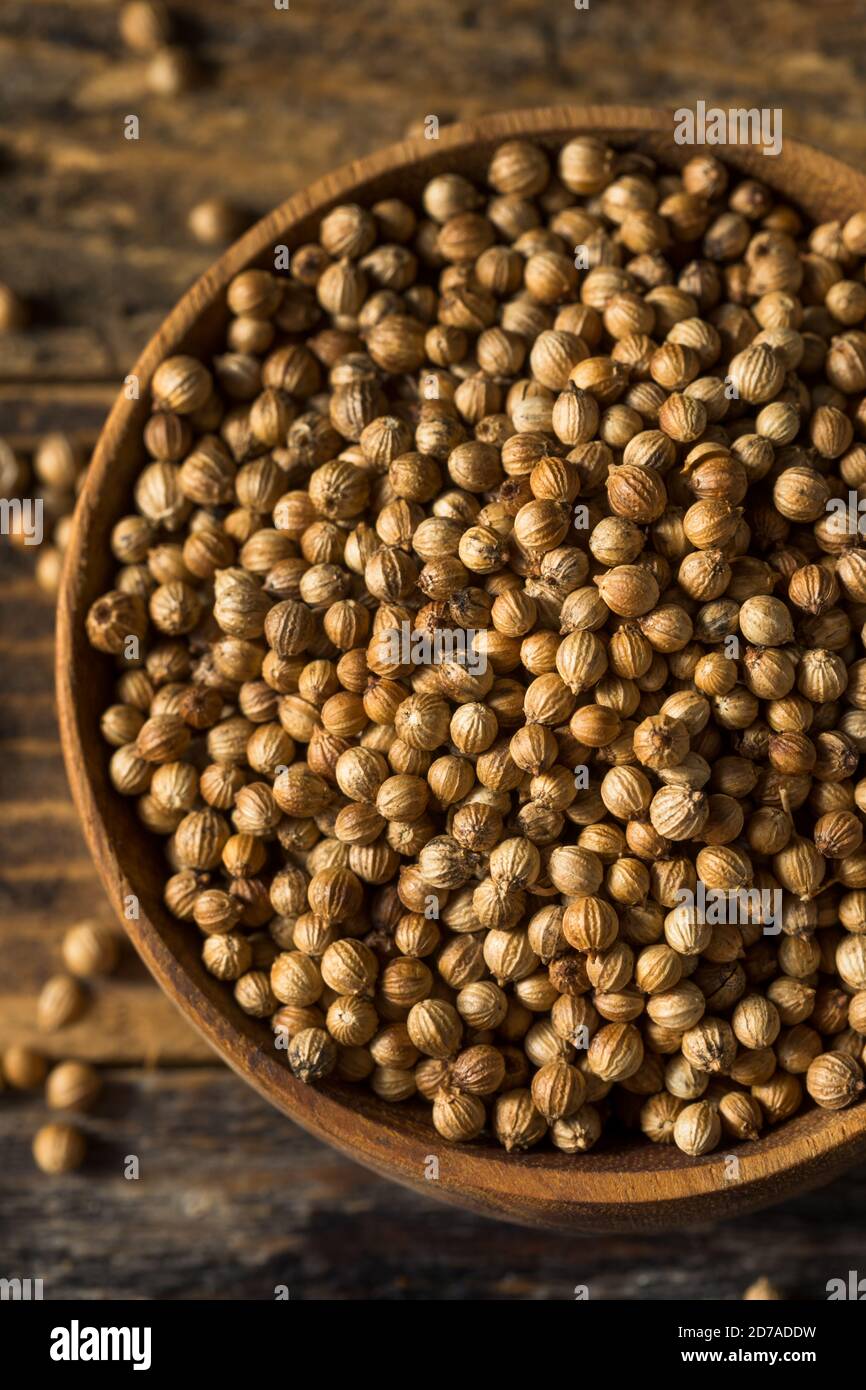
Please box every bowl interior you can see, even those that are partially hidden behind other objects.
[58,106,866,1228]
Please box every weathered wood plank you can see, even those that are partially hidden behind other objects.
[0,382,116,444]
[0,988,215,1063]
[0,1066,864,1300]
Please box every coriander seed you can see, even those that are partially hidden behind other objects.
[62,922,120,979]
[806,1051,865,1109]
[33,1122,87,1175]
[45,1061,102,1113]
[673,1100,721,1156]
[37,975,86,1032]
[3,1045,48,1090]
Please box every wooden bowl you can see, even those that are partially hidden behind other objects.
[58,106,866,1231]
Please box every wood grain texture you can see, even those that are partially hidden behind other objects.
[2,1068,866,1300]
[5,0,866,1290]
[56,106,866,1232]
[0,383,117,446]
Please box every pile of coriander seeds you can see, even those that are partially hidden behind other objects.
[86,134,866,1157]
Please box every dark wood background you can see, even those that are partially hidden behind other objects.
[3,0,866,1300]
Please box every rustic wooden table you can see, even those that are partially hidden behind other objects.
[3,0,866,1300]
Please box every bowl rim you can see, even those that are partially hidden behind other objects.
[57,104,866,1228]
